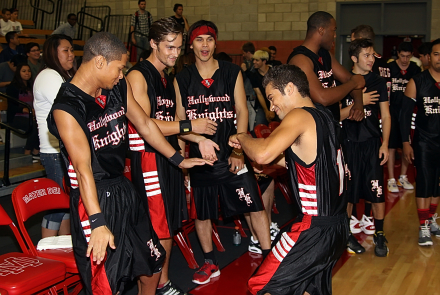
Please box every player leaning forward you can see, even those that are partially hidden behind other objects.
[47,32,208,295]
[229,65,349,295]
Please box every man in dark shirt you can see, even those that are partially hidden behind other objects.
[268,46,282,66]
[170,4,189,32]
[0,31,24,63]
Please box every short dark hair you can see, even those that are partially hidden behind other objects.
[67,13,76,20]
[418,42,432,55]
[307,11,334,33]
[173,3,183,12]
[5,31,17,44]
[349,38,374,60]
[149,18,183,45]
[431,38,440,49]
[398,42,413,53]
[138,0,146,4]
[42,34,76,81]
[242,42,255,54]
[10,54,27,67]
[268,46,277,52]
[9,8,18,13]
[25,42,39,54]
[188,20,218,44]
[263,65,310,98]
[351,24,375,40]
[2,8,10,14]
[83,32,127,63]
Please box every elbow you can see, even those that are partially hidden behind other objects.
[254,151,273,165]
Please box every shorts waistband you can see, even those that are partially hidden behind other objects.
[95,176,126,189]
[300,213,347,227]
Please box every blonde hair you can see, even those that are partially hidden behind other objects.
[253,50,269,61]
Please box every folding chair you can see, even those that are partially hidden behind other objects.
[268,121,280,131]
[254,124,272,138]
[0,204,66,295]
[11,178,83,295]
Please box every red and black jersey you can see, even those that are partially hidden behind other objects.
[401,70,440,147]
[285,106,347,217]
[372,53,391,100]
[48,79,129,183]
[176,60,240,184]
[342,72,388,142]
[288,46,339,121]
[389,60,421,106]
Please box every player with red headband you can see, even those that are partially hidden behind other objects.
[175,20,271,285]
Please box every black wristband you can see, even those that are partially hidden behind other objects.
[179,120,192,133]
[89,212,107,230]
[168,151,184,166]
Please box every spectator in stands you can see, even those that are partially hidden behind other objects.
[171,3,189,32]
[33,34,75,238]
[0,31,25,63]
[241,41,255,72]
[6,62,39,159]
[418,42,432,71]
[0,53,26,92]
[25,42,41,78]
[52,13,77,39]
[131,0,153,61]
[0,8,11,36]
[268,45,282,66]
[9,8,28,36]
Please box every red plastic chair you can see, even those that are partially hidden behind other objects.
[0,204,67,295]
[268,121,280,131]
[254,124,272,138]
[11,178,83,294]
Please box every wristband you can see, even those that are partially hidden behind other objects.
[89,212,107,230]
[168,151,184,166]
[232,149,243,156]
[179,120,192,133]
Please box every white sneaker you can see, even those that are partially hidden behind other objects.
[387,178,399,193]
[270,222,280,241]
[350,216,362,234]
[360,214,375,235]
[397,175,414,190]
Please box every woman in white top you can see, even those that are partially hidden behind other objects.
[33,34,76,238]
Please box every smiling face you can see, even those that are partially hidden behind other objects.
[191,34,216,63]
[352,46,375,75]
[57,39,74,71]
[253,58,265,70]
[27,45,40,61]
[152,33,182,68]
[266,83,297,120]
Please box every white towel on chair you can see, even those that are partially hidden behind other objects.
[36,235,73,250]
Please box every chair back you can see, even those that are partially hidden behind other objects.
[268,121,280,131]
[254,124,272,138]
[0,205,30,254]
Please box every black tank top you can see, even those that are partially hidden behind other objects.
[285,106,347,216]
[288,46,339,121]
[389,61,421,106]
[372,53,391,100]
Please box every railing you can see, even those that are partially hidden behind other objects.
[104,14,131,46]
[29,0,55,29]
[0,93,33,187]
[76,5,109,41]
[127,30,149,62]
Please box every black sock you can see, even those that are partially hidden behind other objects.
[364,203,372,217]
[262,249,270,258]
[375,219,384,233]
[203,251,217,265]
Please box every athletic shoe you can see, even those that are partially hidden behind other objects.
[270,222,280,241]
[387,178,399,193]
[360,214,375,235]
[397,175,414,190]
[373,231,389,257]
[350,216,362,234]
[192,260,220,285]
[429,213,440,237]
[347,234,365,254]
[248,237,262,254]
[419,220,433,246]
[156,280,190,295]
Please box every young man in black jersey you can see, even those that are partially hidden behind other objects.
[48,32,209,295]
[387,42,421,193]
[229,64,349,295]
[341,39,391,257]
[126,18,217,295]
[288,11,365,122]
[171,4,189,32]
[401,38,440,246]
[418,42,432,71]
[175,20,271,285]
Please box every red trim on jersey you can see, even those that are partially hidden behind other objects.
[248,215,312,294]
[140,152,171,239]
[295,163,318,216]
[128,121,145,151]
[77,198,112,295]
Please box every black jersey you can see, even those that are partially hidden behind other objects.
[401,70,440,147]
[127,60,179,151]
[389,61,421,106]
[176,60,239,163]
[342,72,388,142]
[285,106,347,217]
[288,46,339,121]
[48,79,129,184]
[372,53,391,99]
[170,16,185,30]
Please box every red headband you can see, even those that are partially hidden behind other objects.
[189,25,217,45]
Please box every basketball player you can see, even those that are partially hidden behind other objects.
[288,11,365,123]
[126,18,218,294]
[387,42,421,193]
[401,38,440,246]
[229,64,349,295]
[175,20,271,285]
[47,32,209,295]
[341,39,391,257]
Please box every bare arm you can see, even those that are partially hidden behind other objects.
[182,16,189,32]
[401,78,417,163]
[254,87,275,122]
[378,100,391,165]
[0,81,11,88]
[130,25,136,44]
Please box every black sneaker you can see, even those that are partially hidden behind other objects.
[248,237,262,254]
[347,234,365,254]
[373,231,389,257]
[156,280,191,295]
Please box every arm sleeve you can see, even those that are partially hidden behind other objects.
[400,95,416,143]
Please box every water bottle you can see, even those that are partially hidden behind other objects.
[232,226,241,246]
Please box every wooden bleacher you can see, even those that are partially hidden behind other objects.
[21,29,54,36]
[18,19,34,27]
[0,37,85,46]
